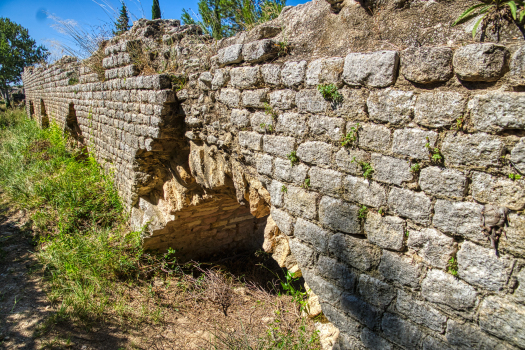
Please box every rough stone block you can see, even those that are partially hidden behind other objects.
[294,218,330,253]
[273,157,308,184]
[433,199,485,244]
[238,131,262,151]
[296,141,332,166]
[319,196,360,234]
[419,166,467,198]
[268,180,284,207]
[334,89,369,120]
[269,89,295,110]
[281,60,307,87]
[230,66,260,89]
[453,43,507,82]
[500,213,525,257]
[422,336,454,350]
[381,312,424,349]
[242,39,279,63]
[251,111,273,133]
[469,92,525,133]
[408,228,457,269]
[340,293,382,329]
[316,255,356,290]
[388,187,432,224]
[276,112,308,136]
[446,319,512,350]
[309,167,343,195]
[357,274,395,309]
[441,132,504,168]
[288,238,315,268]
[296,89,329,114]
[335,147,368,176]
[367,89,416,125]
[371,153,412,185]
[365,212,405,251]
[260,64,281,85]
[256,154,272,176]
[471,171,525,210]
[308,115,344,141]
[513,267,525,304]
[510,138,525,173]
[414,92,467,128]
[321,302,363,338]
[421,269,478,310]
[218,44,243,66]
[283,185,317,220]
[361,328,394,350]
[329,233,381,271]
[242,89,268,108]
[270,207,294,236]
[343,175,387,208]
[396,290,447,332]
[198,72,212,90]
[262,135,296,158]
[510,44,525,85]
[305,57,344,87]
[479,296,525,348]
[457,241,513,292]
[343,51,399,88]
[401,46,453,83]
[211,68,229,90]
[358,123,391,152]
[217,88,241,107]
[379,250,423,288]
[302,271,344,306]
[392,128,438,160]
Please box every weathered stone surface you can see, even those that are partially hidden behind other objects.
[230,66,260,89]
[358,123,392,152]
[262,135,296,158]
[343,51,399,88]
[260,64,280,85]
[510,45,525,85]
[296,141,332,166]
[421,269,478,310]
[396,290,447,332]
[361,328,394,350]
[321,302,363,338]
[469,92,525,133]
[276,112,308,136]
[433,199,485,243]
[256,154,272,175]
[479,296,525,348]
[319,196,360,234]
[251,111,273,133]
[294,218,330,253]
[302,270,343,305]
[367,89,416,125]
[408,228,457,269]
[392,128,438,160]
[217,88,241,107]
[305,57,344,87]
[471,171,525,210]
[335,147,368,176]
[270,207,294,236]
[273,157,308,184]
[316,255,356,290]
[329,233,381,271]
[414,92,467,128]
[242,89,268,108]
[514,267,525,304]
[288,238,315,268]
[457,241,513,292]
[340,293,382,329]
[238,131,262,151]
[500,213,525,257]
[371,153,412,185]
[198,72,212,90]
[281,60,307,87]
[365,212,405,251]
[388,187,432,224]
[283,185,317,220]
[357,274,395,309]
[242,39,279,63]
[309,167,343,195]
[446,319,515,350]
[422,336,453,350]
[382,312,424,349]
[211,68,230,90]
[419,166,467,198]
[269,89,295,110]
[401,46,453,84]
[296,89,329,113]
[218,44,243,65]
[453,43,508,82]
[379,250,423,288]
[268,180,284,207]
[510,138,525,173]
[230,108,250,127]
[441,132,504,168]
[334,89,369,120]
[308,115,344,141]
[343,176,387,208]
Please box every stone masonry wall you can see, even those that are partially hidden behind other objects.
[23,1,525,349]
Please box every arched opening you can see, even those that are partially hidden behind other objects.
[29,101,34,119]
[40,100,49,128]
[65,103,83,144]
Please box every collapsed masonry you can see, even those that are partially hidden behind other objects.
[22,0,525,349]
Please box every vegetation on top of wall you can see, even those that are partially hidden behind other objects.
[113,2,131,35]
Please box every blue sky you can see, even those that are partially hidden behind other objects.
[0,0,308,58]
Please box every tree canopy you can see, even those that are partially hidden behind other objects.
[152,0,162,19]
[114,2,131,35]
[0,17,49,106]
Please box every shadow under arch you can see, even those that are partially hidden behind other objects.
[65,102,84,144]
[29,101,35,119]
[40,99,49,128]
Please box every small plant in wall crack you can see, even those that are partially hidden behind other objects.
[287,151,299,167]
[264,103,278,120]
[317,83,343,103]
[509,173,522,180]
[281,185,288,193]
[352,156,374,180]
[358,205,368,220]
[259,123,273,133]
[301,178,311,189]
[410,163,420,173]
[447,257,459,276]
[425,137,443,163]
[454,116,465,131]
[341,123,360,148]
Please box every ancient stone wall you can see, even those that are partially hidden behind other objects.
[22,0,525,348]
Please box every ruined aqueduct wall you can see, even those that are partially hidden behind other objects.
[22,1,525,349]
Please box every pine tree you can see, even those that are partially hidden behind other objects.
[152,0,161,19]
[114,3,130,35]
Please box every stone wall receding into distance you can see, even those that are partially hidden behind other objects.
[22,0,525,348]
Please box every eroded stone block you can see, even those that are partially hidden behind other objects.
[343,175,387,208]
[296,89,329,113]
[357,274,395,309]
[479,296,525,348]
[368,89,416,125]
[510,138,525,173]
[408,228,457,269]
[319,196,360,234]
[469,92,525,133]
[283,185,317,220]
[358,123,392,152]
[329,233,381,271]
[296,141,332,166]
[395,290,447,332]
[401,46,453,84]
[276,112,308,136]
[371,153,412,185]
[308,115,344,141]
[316,255,356,290]
[453,43,507,82]
[343,51,399,88]
[433,199,485,243]
[365,212,405,251]
[471,171,525,210]
[309,167,343,195]
[281,60,307,87]
[379,250,423,288]
[269,89,295,110]
[392,128,438,160]
[388,187,432,224]
[230,66,260,89]
[441,132,504,168]
[305,57,344,87]
[414,92,467,128]
[294,218,330,253]
[263,135,296,158]
[419,166,467,199]
[421,269,478,310]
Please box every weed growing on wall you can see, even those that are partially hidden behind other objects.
[342,123,360,147]
[287,150,299,166]
[317,83,342,102]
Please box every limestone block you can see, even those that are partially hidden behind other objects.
[343,175,387,208]
[309,167,343,195]
[242,89,268,108]
[358,123,391,152]
[510,44,525,85]
[262,135,296,158]
[198,72,212,90]
[367,89,416,125]
[379,250,423,288]
[446,319,515,350]
[365,212,405,251]
[230,66,260,89]
[294,218,330,254]
[242,39,279,63]
[217,88,241,107]
[414,92,467,128]
[334,89,369,120]
[302,270,343,306]
[305,57,344,87]
[296,141,332,166]
[343,51,399,88]
[308,115,344,141]
[479,296,525,348]
[321,302,363,338]
[283,185,318,220]
[335,147,368,176]
[381,312,424,349]
[469,92,525,133]
[514,267,525,303]
[433,199,486,243]
[268,180,284,207]
[328,233,381,271]
[251,111,273,133]
[392,128,438,160]
[281,60,307,87]
[471,171,525,210]
[238,131,262,151]
[501,213,525,257]
[453,43,507,82]
[357,274,395,309]
[273,157,308,184]
[230,109,250,128]
[315,255,356,290]
[510,137,525,173]
[288,238,315,268]
[256,154,272,175]
[211,68,230,90]
[218,44,243,66]
[388,187,432,224]
[397,289,447,333]
[371,153,412,185]
[276,112,308,137]
[319,196,360,234]
[421,269,478,310]
[340,293,383,329]
[457,241,514,291]
[270,207,294,236]
[296,89,329,113]
[260,64,281,86]
[419,166,467,199]
[408,228,457,269]
[443,131,505,168]
[401,46,453,84]
[269,89,295,110]
[361,329,394,350]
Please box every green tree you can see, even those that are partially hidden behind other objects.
[114,2,131,35]
[152,0,162,19]
[0,18,48,107]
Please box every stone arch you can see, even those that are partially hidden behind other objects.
[40,100,49,128]
[29,101,34,119]
[65,103,83,144]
